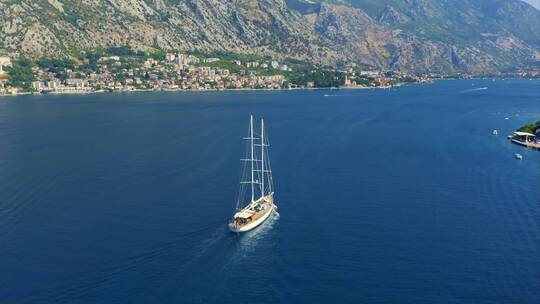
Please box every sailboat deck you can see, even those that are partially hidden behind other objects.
[230,194,274,230]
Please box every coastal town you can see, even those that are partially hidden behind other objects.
[1,48,539,96]
[0,48,435,96]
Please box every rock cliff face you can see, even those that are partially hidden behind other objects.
[0,0,538,73]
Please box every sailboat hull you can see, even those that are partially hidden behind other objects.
[229,203,275,233]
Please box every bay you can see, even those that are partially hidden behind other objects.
[0,79,538,303]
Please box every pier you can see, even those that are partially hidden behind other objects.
[509,132,540,150]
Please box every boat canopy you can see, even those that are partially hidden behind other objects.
[513,131,535,137]
[235,210,255,219]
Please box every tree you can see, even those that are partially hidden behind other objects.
[6,58,35,89]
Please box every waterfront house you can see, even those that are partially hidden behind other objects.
[31,81,45,91]
[46,79,61,90]
[66,78,88,89]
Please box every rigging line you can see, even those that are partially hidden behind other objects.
[250,115,255,203]
[235,118,251,211]
[262,122,274,194]
[261,118,265,199]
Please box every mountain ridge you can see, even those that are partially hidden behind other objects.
[0,0,538,73]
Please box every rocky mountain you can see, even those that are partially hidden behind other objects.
[0,0,538,73]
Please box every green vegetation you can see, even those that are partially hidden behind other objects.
[517,121,540,135]
[203,60,241,74]
[389,76,417,85]
[81,46,153,64]
[149,49,166,61]
[36,58,75,73]
[6,58,35,89]
[355,76,375,86]
[106,46,141,57]
[285,66,345,88]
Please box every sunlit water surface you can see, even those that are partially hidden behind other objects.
[0,79,539,303]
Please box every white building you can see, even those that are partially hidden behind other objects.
[204,58,220,63]
[46,79,61,89]
[98,56,120,62]
[0,56,12,75]
[66,78,88,89]
[166,53,176,62]
[360,71,379,77]
[176,54,200,66]
[32,81,45,91]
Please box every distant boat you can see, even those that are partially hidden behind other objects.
[515,153,523,160]
[492,129,498,135]
[229,115,276,233]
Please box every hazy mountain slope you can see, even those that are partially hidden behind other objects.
[0,0,538,73]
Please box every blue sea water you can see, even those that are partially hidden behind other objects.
[0,79,538,303]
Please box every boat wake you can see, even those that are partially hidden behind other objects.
[323,93,364,97]
[220,209,280,278]
[458,87,488,94]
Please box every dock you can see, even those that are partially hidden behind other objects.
[511,138,540,150]
[508,131,540,150]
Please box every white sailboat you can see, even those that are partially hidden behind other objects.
[229,115,276,233]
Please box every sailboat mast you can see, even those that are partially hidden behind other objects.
[260,119,265,199]
[250,115,255,202]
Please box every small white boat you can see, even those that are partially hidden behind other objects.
[515,153,523,160]
[492,129,498,135]
[229,115,276,233]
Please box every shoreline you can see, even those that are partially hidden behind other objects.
[1,78,537,98]
[0,82,415,98]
